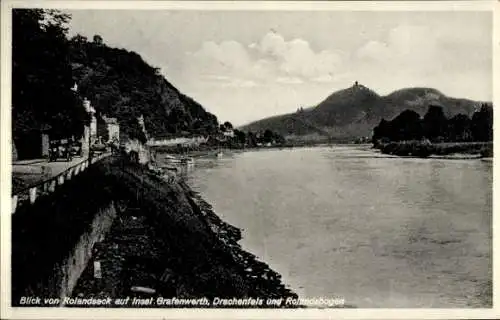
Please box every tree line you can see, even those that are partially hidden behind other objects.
[217,122,286,148]
[13,10,87,159]
[372,104,493,145]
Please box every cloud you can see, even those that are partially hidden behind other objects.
[252,32,343,79]
[355,25,439,66]
[311,72,352,83]
[258,32,288,58]
[186,31,344,87]
[276,76,303,84]
[356,40,390,61]
[200,74,258,88]
[188,40,252,76]
[222,79,258,88]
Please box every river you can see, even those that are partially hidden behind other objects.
[182,145,492,308]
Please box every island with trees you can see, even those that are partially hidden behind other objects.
[371,104,493,158]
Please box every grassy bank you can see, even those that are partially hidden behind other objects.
[375,141,493,158]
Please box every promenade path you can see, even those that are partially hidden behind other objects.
[12,157,86,193]
[12,153,109,194]
[11,152,111,215]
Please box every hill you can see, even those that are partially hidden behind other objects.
[240,82,485,140]
[12,9,220,160]
[68,35,219,142]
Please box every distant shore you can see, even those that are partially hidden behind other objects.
[150,139,369,157]
[374,141,493,159]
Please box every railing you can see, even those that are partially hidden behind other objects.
[11,153,110,215]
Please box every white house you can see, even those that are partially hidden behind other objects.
[102,115,120,142]
[82,98,97,154]
[223,129,235,138]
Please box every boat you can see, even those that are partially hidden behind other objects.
[162,154,195,167]
[180,156,195,166]
[163,154,182,164]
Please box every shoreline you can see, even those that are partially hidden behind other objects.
[68,158,300,308]
[150,141,371,158]
[373,141,493,159]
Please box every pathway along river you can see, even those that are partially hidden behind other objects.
[181,145,492,308]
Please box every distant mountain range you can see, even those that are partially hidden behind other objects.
[240,83,488,140]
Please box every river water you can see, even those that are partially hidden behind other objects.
[182,145,492,308]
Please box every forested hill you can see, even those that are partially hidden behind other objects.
[240,83,487,140]
[12,9,219,159]
[68,35,219,141]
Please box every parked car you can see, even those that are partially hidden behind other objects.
[91,142,107,153]
[69,138,83,157]
[48,139,72,162]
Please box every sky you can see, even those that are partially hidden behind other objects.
[65,9,493,126]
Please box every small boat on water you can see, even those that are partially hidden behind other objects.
[180,156,195,165]
[163,154,181,163]
[163,154,195,166]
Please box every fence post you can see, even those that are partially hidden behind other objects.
[49,180,56,192]
[58,174,65,186]
[12,195,18,214]
[29,187,37,204]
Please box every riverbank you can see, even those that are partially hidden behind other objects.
[69,157,299,307]
[375,141,493,158]
[150,140,368,159]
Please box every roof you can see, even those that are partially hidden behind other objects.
[102,115,119,125]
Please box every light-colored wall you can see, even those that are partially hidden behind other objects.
[59,202,117,303]
[124,139,151,164]
[107,123,120,142]
[81,126,90,154]
[147,136,208,147]
[90,116,97,138]
[41,133,49,157]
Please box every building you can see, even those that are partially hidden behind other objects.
[137,115,149,141]
[102,115,120,142]
[40,124,51,157]
[81,98,97,155]
[223,129,235,138]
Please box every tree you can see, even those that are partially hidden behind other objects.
[471,104,493,141]
[372,119,391,144]
[93,34,103,45]
[389,109,423,141]
[246,131,257,147]
[422,105,447,141]
[233,129,246,145]
[447,114,472,142]
[263,129,274,143]
[223,121,233,130]
[12,9,87,158]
